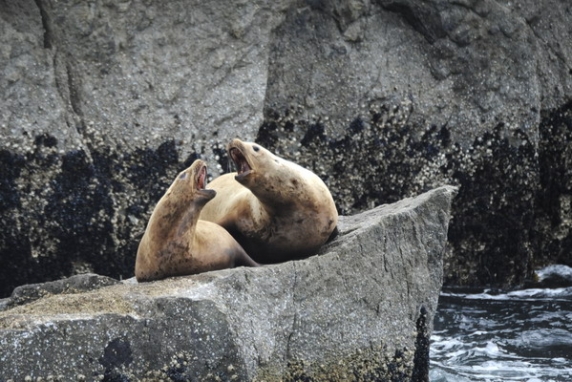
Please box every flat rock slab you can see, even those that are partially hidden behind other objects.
[0,186,456,381]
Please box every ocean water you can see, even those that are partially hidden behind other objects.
[430,284,572,382]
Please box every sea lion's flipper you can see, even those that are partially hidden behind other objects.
[326,226,339,243]
[236,249,260,267]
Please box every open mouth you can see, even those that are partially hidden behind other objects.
[229,147,252,175]
[196,165,215,199]
[197,165,207,190]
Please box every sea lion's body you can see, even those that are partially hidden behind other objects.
[135,160,258,282]
[199,139,338,263]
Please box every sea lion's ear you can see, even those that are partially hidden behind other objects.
[179,172,188,180]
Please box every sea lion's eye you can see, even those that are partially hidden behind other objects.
[179,173,188,180]
[253,145,260,152]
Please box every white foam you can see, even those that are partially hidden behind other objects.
[441,286,572,301]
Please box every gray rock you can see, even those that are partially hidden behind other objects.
[0,0,295,297]
[265,0,544,144]
[531,264,572,289]
[6,273,120,309]
[0,185,456,381]
[1,0,571,295]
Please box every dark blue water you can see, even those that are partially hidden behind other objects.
[430,281,572,382]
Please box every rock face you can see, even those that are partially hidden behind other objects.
[1,0,572,295]
[0,186,455,381]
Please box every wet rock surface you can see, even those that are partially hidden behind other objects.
[528,264,572,289]
[0,186,456,381]
[1,0,572,295]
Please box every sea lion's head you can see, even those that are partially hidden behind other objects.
[145,159,216,247]
[228,139,284,185]
[167,159,216,207]
[227,139,302,204]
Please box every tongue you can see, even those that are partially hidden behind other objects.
[197,167,206,189]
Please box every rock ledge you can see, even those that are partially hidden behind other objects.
[0,186,456,381]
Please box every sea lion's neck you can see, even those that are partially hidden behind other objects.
[175,205,199,240]
[148,199,198,250]
[252,182,307,216]
[254,196,297,222]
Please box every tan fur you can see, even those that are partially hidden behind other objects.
[199,139,338,263]
[135,160,258,282]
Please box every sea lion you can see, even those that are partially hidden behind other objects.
[135,159,258,282]
[199,139,338,263]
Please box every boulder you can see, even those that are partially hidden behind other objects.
[0,185,456,381]
[526,264,572,289]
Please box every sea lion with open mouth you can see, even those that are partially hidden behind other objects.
[199,139,338,263]
[135,159,259,282]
